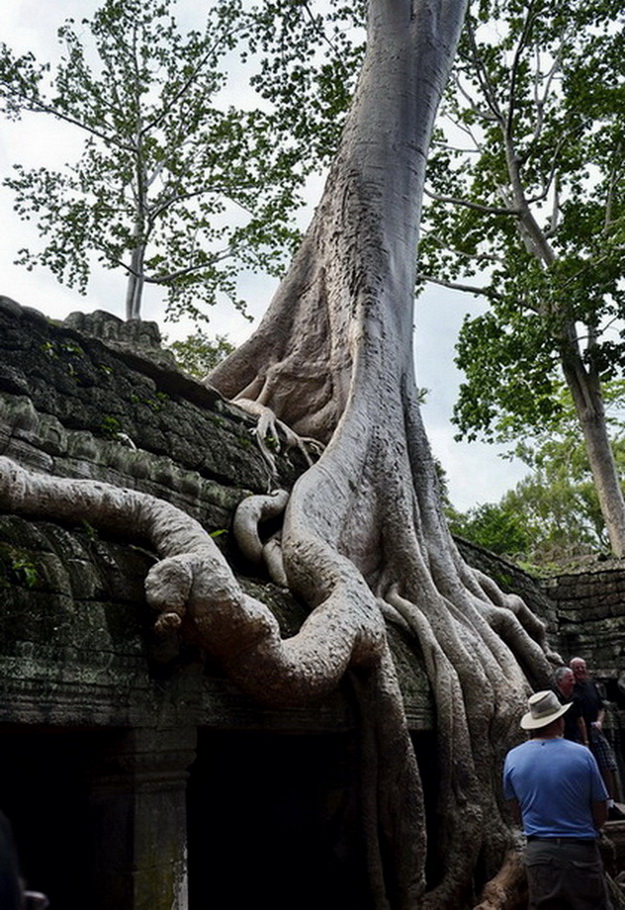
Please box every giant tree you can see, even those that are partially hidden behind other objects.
[0,0,562,907]
[0,0,311,321]
[420,0,625,554]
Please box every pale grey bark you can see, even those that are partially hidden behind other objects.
[125,242,146,321]
[209,0,556,905]
[560,336,625,557]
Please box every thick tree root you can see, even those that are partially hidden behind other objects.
[0,456,387,706]
[233,488,289,586]
[473,849,527,910]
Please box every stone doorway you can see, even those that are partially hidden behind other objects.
[187,728,370,910]
[0,726,121,909]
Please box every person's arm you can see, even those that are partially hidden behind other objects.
[591,800,608,830]
[506,798,522,827]
[577,716,589,745]
[593,708,605,731]
[592,681,605,730]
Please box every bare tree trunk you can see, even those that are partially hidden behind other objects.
[560,332,625,557]
[125,242,146,321]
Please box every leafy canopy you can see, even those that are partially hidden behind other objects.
[0,0,364,321]
[420,0,625,442]
[167,330,234,378]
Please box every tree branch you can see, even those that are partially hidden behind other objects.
[529,29,569,149]
[506,0,539,141]
[423,185,519,216]
[144,250,233,285]
[464,16,505,125]
[420,228,504,265]
[418,272,500,299]
[7,89,136,153]
[140,25,243,137]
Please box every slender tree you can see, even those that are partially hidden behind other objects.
[420,0,625,554]
[0,0,309,321]
[0,1,562,906]
[449,382,625,568]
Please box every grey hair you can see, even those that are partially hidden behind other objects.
[554,666,573,683]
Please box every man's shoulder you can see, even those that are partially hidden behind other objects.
[550,739,602,775]
[556,737,588,753]
[504,741,526,775]
[505,739,531,758]
[506,738,590,761]
[575,679,599,696]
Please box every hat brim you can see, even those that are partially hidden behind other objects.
[521,700,572,730]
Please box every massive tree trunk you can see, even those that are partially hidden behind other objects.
[207,0,556,905]
[0,1,558,906]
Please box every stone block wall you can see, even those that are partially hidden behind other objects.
[540,563,625,679]
[540,563,625,797]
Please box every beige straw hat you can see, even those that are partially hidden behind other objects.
[520,690,572,730]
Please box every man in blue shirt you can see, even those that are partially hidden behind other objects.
[503,690,611,909]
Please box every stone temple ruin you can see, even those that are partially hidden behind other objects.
[0,296,623,908]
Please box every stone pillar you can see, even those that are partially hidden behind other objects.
[89,726,197,910]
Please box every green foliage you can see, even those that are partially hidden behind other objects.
[80,520,99,541]
[0,545,41,589]
[167,330,234,378]
[420,0,625,443]
[99,414,123,437]
[447,500,531,556]
[10,556,40,589]
[447,383,625,569]
[1,0,359,320]
[449,470,609,572]
[244,1,365,168]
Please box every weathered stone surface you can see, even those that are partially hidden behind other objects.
[538,562,625,680]
[0,300,433,735]
[0,297,306,501]
[2,299,622,739]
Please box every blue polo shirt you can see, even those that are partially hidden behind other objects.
[503,737,607,838]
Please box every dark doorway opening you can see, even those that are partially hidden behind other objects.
[187,728,371,910]
[0,725,120,910]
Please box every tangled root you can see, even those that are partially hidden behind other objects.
[473,849,527,910]
[233,398,324,475]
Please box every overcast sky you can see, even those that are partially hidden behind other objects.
[0,0,528,511]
